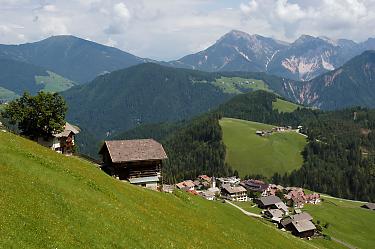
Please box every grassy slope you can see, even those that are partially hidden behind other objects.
[220,118,306,177]
[304,196,375,249]
[35,71,75,92]
[273,98,301,113]
[0,131,322,249]
[0,86,19,101]
[213,76,271,94]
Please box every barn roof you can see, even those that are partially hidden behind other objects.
[259,195,282,206]
[291,220,316,233]
[99,139,168,163]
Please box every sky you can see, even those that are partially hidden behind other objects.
[0,0,374,61]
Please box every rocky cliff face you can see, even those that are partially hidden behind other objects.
[283,51,375,109]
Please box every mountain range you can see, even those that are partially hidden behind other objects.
[0,30,374,85]
[171,30,375,81]
[286,50,375,109]
[0,35,149,83]
[1,30,375,112]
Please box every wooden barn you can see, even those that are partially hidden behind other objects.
[99,139,168,190]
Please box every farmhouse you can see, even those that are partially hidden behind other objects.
[37,122,80,155]
[221,184,248,202]
[99,139,167,190]
[361,202,375,210]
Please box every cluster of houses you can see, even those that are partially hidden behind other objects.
[255,126,292,137]
[173,177,321,238]
[256,125,303,137]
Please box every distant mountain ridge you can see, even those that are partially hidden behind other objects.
[286,50,375,109]
[170,30,375,81]
[0,35,150,83]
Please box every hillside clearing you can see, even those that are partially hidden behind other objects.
[0,86,19,101]
[35,71,75,92]
[272,98,301,113]
[220,118,306,177]
[0,131,321,249]
[213,76,271,94]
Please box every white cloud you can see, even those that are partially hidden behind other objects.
[42,4,58,12]
[240,0,258,14]
[0,0,374,60]
[113,2,130,21]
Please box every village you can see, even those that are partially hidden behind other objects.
[172,176,322,239]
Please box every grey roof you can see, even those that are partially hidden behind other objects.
[128,176,160,184]
[267,209,284,218]
[259,195,282,206]
[99,139,168,163]
[292,212,313,222]
[222,184,247,194]
[281,217,293,227]
[54,122,80,137]
[281,212,313,227]
[275,202,289,212]
[362,203,375,210]
[291,220,316,233]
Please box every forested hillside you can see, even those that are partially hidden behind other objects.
[275,108,375,201]
[118,90,375,201]
[63,63,300,156]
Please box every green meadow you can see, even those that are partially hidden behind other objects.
[0,131,323,249]
[304,196,375,249]
[35,71,75,92]
[272,98,301,113]
[220,118,306,177]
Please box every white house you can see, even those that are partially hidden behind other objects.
[221,184,248,202]
[37,122,80,155]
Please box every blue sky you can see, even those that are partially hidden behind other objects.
[0,0,374,60]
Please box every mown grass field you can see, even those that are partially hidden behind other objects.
[220,118,306,177]
[213,76,271,94]
[35,71,75,92]
[272,98,301,113]
[304,196,375,249]
[0,131,325,249]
